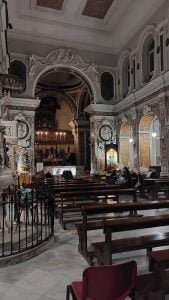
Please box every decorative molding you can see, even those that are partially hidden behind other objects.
[29,48,99,83]
[85,103,116,115]
[129,109,137,121]
[1,120,17,143]
[121,114,128,123]
[6,97,41,110]
[143,104,151,114]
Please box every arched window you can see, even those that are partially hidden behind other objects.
[9,60,26,91]
[101,72,114,101]
[142,35,155,83]
[122,57,130,98]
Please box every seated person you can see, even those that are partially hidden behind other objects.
[146,167,159,179]
[150,168,159,178]
[131,168,138,186]
[122,166,132,187]
[62,170,73,180]
[107,167,117,185]
[114,170,126,186]
[45,171,53,178]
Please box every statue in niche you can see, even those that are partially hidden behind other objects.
[0,129,10,169]
[0,125,15,193]
[16,148,29,173]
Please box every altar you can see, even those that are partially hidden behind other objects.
[43,165,76,176]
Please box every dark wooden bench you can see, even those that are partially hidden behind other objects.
[91,214,169,265]
[59,188,137,228]
[148,248,169,298]
[76,200,169,263]
[52,183,110,199]
[143,178,169,200]
[149,248,169,271]
[44,181,111,216]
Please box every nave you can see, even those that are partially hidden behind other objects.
[0,198,169,300]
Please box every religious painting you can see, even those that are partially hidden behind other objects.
[105,143,118,169]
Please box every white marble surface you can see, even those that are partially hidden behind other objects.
[44,166,76,176]
[0,198,169,299]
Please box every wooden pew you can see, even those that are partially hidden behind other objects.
[76,200,169,263]
[143,178,169,200]
[52,183,116,216]
[59,188,137,228]
[92,214,169,265]
[43,180,110,213]
[43,177,96,186]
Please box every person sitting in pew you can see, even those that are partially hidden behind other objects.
[122,166,132,187]
[146,166,159,178]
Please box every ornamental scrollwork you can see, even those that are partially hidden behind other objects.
[29,48,99,83]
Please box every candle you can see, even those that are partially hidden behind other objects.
[45,132,48,149]
[60,132,62,144]
[55,132,58,143]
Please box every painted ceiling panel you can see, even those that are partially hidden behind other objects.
[37,0,64,10]
[82,0,114,19]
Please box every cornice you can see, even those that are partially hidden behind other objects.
[116,72,169,114]
[85,103,117,115]
[6,97,41,110]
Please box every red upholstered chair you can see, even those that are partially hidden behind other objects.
[66,260,137,300]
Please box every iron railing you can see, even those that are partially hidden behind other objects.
[0,186,54,258]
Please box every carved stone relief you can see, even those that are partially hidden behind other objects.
[29,48,99,102]
[143,104,151,115]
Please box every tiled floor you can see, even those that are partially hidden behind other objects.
[0,207,169,299]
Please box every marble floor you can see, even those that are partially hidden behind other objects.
[0,207,169,299]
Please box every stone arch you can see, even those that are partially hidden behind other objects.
[118,50,131,98]
[137,25,158,85]
[139,113,160,168]
[28,49,99,103]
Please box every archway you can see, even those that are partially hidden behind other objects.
[34,66,92,173]
[119,122,134,168]
[139,114,160,169]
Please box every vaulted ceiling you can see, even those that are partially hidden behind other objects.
[7,0,168,58]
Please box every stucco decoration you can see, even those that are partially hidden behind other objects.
[121,114,128,123]
[97,119,115,141]
[129,109,137,121]
[29,48,99,102]
[1,120,17,141]
[14,113,31,147]
[0,94,9,119]
[143,104,151,115]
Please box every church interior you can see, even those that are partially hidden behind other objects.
[1,0,169,299]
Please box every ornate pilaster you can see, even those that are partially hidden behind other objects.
[159,96,169,177]
[5,97,41,174]
[89,114,116,173]
[128,109,138,169]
